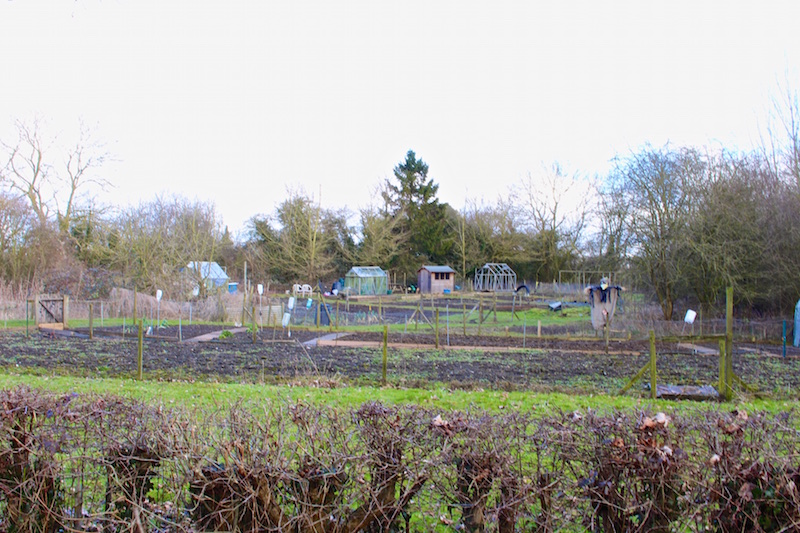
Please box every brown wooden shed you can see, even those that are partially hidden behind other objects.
[417,265,456,294]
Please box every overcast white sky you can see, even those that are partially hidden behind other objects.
[2,1,799,236]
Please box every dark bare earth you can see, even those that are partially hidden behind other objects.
[2,324,800,397]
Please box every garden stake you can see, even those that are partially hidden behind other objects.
[178,317,182,342]
[649,330,656,399]
[435,309,440,349]
[538,320,541,338]
[718,340,727,398]
[336,301,340,331]
[446,304,450,346]
[462,302,466,337]
[89,303,94,340]
[783,320,787,358]
[132,287,137,322]
[523,317,526,348]
[478,297,483,336]
[252,304,257,344]
[382,325,388,385]
[726,287,733,399]
[137,319,143,380]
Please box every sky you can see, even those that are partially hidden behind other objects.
[2,0,799,237]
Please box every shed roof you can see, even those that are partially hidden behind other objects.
[419,265,456,274]
[185,261,229,280]
[346,266,387,277]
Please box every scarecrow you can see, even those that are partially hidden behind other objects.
[584,278,623,332]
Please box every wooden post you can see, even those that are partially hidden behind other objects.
[462,302,467,337]
[137,319,144,380]
[335,301,340,331]
[252,304,257,344]
[132,288,137,322]
[435,309,440,350]
[538,320,541,338]
[381,325,388,385]
[725,287,733,399]
[316,301,321,329]
[649,330,657,399]
[718,339,727,399]
[478,297,483,336]
[89,303,94,340]
[63,295,69,328]
[523,316,526,348]
[511,292,516,321]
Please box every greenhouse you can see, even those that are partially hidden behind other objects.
[344,266,389,296]
[473,263,517,292]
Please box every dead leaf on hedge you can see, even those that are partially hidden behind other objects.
[717,418,743,435]
[640,416,655,429]
[738,482,754,502]
[431,414,453,435]
[439,515,454,525]
[654,412,670,427]
[733,409,748,422]
[709,453,721,466]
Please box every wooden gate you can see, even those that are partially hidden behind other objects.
[30,296,70,329]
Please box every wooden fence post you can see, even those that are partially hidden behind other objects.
[382,325,388,385]
[725,287,733,400]
[649,330,657,399]
[435,309,440,350]
[137,319,144,380]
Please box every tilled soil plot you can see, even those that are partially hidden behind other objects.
[2,328,800,396]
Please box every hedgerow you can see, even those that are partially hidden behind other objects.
[0,386,798,532]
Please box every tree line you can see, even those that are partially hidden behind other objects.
[2,88,799,317]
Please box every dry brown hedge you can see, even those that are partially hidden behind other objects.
[0,387,798,532]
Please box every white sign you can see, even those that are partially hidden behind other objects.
[257,283,263,295]
[287,297,295,310]
[156,289,163,301]
[684,309,697,324]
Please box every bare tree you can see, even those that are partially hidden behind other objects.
[355,203,407,267]
[614,145,703,320]
[0,118,108,231]
[518,164,590,282]
[761,79,800,189]
[250,190,341,283]
[110,196,224,296]
[1,119,51,225]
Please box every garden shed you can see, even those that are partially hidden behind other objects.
[344,266,389,296]
[473,263,517,292]
[417,265,456,294]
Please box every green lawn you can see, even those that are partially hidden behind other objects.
[0,371,794,416]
